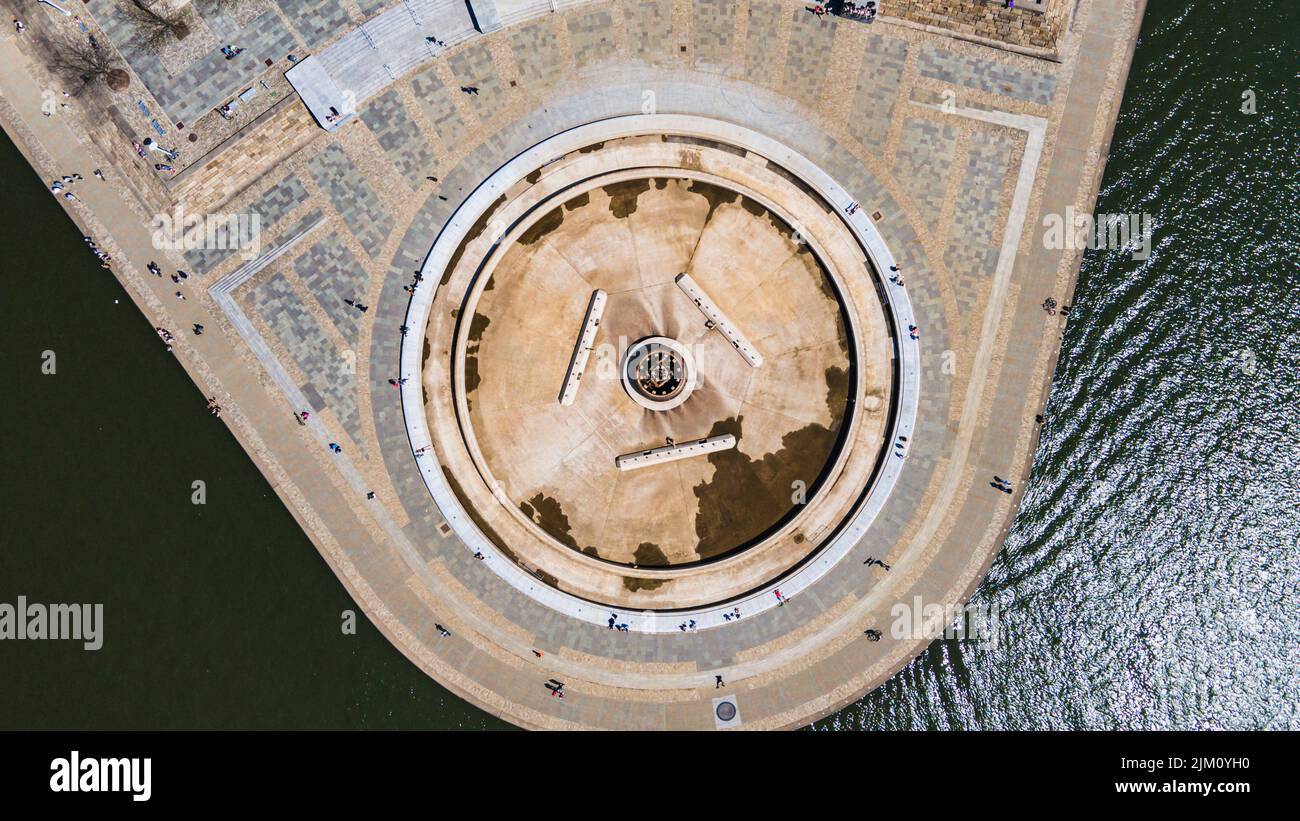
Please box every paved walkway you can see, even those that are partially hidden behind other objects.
[309,0,478,110]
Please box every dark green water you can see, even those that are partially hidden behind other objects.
[2,0,1295,730]
[0,140,506,729]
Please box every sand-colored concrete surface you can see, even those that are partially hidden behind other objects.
[469,177,853,566]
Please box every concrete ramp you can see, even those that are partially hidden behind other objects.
[313,0,477,109]
[286,56,355,132]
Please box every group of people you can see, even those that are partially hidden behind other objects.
[220,45,245,60]
[132,139,179,174]
[147,260,190,286]
[1042,297,1072,316]
[842,1,879,22]
[51,173,87,204]
[81,235,113,269]
[140,137,180,161]
[404,270,424,295]
[155,327,175,352]
[808,2,878,21]
[135,138,180,175]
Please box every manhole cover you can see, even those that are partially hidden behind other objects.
[715,701,737,722]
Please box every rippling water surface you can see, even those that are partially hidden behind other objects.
[818,0,1299,730]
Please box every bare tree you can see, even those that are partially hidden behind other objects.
[48,40,130,94]
[117,0,192,53]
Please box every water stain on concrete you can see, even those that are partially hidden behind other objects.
[519,492,580,551]
[634,542,670,567]
[687,179,739,225]
[518,206,564,245]
[740,196,767,219]
[604,178,652,218]
[463,312,491,397]
[691,367,849,560]
[623,576,665,592]
[824,365,849,429]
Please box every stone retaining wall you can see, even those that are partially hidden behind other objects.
[882,0,1063,53]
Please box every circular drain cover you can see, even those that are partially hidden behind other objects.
[715,701,737,722]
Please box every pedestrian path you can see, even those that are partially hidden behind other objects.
[291,0,477,127]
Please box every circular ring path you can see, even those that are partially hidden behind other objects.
[377,79,947,727]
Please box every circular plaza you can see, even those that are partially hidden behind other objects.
[410,119,912,615]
